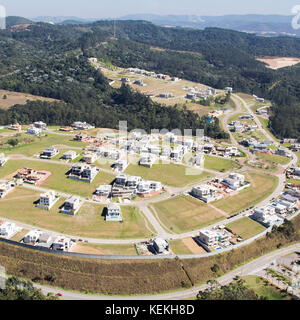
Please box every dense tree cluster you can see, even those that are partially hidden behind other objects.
[1,20,300,138]
[0,276,58,300]
[196,279,262,300]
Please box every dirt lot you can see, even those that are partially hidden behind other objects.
[256,57,300,70]
[0,89,59,110]
[182,238,207,254]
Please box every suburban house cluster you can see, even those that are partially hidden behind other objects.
[191,173,250,203]
[94,173,163,200]
[251,190,300,227]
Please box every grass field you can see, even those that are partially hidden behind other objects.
[0,188,153,239]
[0,159,115,198]
[242,275,292,300]
[0,133,86,156]
[78,243,138,255]
[256,152,291,166]
[226,217,266,240]
[287,179,300,186]
[170,239,194,255]
[257,117,280,142]
[296,152,300,166]
[150,195,224,233]
[204,155,241,172]
[125,163,213,187]
[213,171,278,215]
[0,89,59,110]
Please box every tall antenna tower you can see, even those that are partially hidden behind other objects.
[113,20,116,38]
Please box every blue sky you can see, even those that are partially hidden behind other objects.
[0,0,298,18]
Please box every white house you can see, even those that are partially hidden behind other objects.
[139,154,157,168]
[191,184,222,203]
[82,151,98,164]
[0,182,14,199]
[106,204,123,222]
[60,196,81,215]
[137,180,162,195]
[0,153,8,167]
[0,222,18,238]
[52,236,72,251]
[95,185,112,197]
[27,126,42,136]
[34,121,47,130]
[69,163,98,182]
[222,173,248,190]
[40,147,58,159]
[252,205,284,227]
[37,191,58,210]
[62,150,78,160]
[153,238,169,254]
[23,230,43,244]
[190,154,204,167]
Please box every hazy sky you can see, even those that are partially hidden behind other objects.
[0,0,298,18]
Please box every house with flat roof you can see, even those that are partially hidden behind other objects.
[37,191,59,210]
[153,238,169,254]
[0,222,18,238]
[60,196,81,216]
[252,205,284,227]
[27,126,42,136]
[190,154,204,167]
[112,160,128,172]
[52,236,72,251]
[94,185,112,198]
[106,204,123,222]
[69,163,98,183]
[191,184,222,203]
[139,154,157,168]
[0,153,8,167]
[40,147,58,159]
[62,150,78,160]
[0,182,14,199]
[222,173,249,191]
[34,121,47,130]
[23,230,43,244]
[137,180,162,195]
[82,151,98,164]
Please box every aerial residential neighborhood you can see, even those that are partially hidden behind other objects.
[0,0,299,306]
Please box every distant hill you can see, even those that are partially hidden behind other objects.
[6,16,33,27]
[31,16,99,24]
[119,14,299,37]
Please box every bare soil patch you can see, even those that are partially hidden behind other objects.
[257,57,300,70]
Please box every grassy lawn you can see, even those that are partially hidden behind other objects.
[125,163,213,187]
[213,171,278,215]
[9,229,29,242]
[0,133,86,156]
[0,159,115,198]
[257,117,280,142]
[79,243,137,255]
[296,152,300,166]
[204,155,241,172]
[0,188,153,239]
[150,195,224,234]
[256,152,291,166]
[170,239,194,255]
[242,276,293,300]
[287,179,300,186]
[226,217,266,240]
[233,130,268,143]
